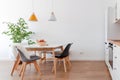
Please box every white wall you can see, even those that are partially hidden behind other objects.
[0,0,108,60]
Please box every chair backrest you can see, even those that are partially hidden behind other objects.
[16,47,29,62]
[60,43,73,58]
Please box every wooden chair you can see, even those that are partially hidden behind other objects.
[52,43,73,73]
[11,47,40,76]
[16,48,42,80]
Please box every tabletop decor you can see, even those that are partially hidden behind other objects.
[36,39,47,46]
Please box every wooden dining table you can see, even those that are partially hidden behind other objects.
[25,44,64,75]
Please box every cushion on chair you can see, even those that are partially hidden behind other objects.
[55,54,64,58]
[30,55,40,60]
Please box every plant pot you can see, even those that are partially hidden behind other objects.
[10,43,21,60]
[10,43,23,65]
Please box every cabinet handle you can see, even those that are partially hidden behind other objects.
[114,68,117,70]
[104,42,107,44]
[115,18,118,21]
[115,56,117,58]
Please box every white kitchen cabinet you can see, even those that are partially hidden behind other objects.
[113,44,120,80]
[104,42,114,80]
[114,0,120,23]
[105,42,109,65]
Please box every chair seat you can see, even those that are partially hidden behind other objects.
[55,54,65,58]
[28,55,40,61]
[54,50,62,58]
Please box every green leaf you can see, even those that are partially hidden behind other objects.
[2,18,35,43]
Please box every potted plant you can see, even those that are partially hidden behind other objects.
[2,18,35,45]
[2,18,35,62]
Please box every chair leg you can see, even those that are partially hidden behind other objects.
[11,60,18,76]
[52,58,57,74]
[11,56,20,76]
[52,58,55,72]
[33,61,42,75]
[66,56,71,67]
[21,62,27,80]
[33,61,39,72]
[63,58,67,72]
[19,63,24,76]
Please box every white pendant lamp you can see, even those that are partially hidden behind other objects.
[49,0,57,21]
[29,0,38,21]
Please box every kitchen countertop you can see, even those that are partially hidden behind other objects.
[108,40,120,46]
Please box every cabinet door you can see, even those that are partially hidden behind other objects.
[113,60,120,80]
[105,42,109,65]
[113,45,120,61]
[113,44,120,80]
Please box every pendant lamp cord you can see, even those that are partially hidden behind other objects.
[32,0,34,11]
[115,0,117,18]
[52,0,54,12]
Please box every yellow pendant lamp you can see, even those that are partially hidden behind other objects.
[29,13,38,21]
[29,0,38,21]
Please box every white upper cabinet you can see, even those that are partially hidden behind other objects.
[114,0,120,23]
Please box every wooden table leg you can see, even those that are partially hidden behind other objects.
[38,51,42,64]
[40,52,47,64]
[34,51,36,55]
[43,52,46,62]
[60,46,64,51]
[51,51,57,75]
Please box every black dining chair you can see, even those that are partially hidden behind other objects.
[53,43,73,72]
[16,47,42,80]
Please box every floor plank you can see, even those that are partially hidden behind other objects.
[0,61,111,80]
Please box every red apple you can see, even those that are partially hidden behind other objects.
[39,39,45,42]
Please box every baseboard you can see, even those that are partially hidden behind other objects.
[70,59,105,62]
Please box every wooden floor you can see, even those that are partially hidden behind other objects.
[0,61,111,80]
